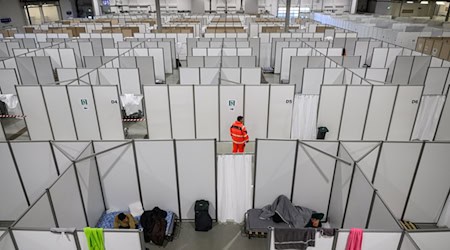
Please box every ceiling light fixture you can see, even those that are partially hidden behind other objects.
[406,0,414,3]
[420,1,429,4]
[436,1,446,5]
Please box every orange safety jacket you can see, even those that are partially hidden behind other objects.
[230,121,249,144]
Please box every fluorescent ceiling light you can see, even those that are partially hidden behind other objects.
[436,1,446,5]
[406,1,414,3]
[420,1,429,4]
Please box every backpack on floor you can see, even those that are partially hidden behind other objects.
[150,217,166,246]
[195,200,212,231]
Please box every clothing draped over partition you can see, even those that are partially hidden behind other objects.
[217,154,253,223]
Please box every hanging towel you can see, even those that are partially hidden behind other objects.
[345,228,363,250]
[84,227,104,250]
[274,228,315,250]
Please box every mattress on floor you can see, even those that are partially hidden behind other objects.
[245,209,290,233]
[96,210,176,236]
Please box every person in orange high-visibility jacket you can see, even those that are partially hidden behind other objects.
[230,116,249,153]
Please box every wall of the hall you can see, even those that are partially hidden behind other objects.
[371,1,438,17]
[0,0,27,30]
[60,0,78,19]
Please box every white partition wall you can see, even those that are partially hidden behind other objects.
[0,143,28,220]
[0,69,19,93]
[405,143,450,222]
[78,230,142,250]
[343,166,374,228]
[244,85,269,140]
[67,86,101,140]
[143,86,172,139]
[194,86,219,139]
[373,142,422,219]
[335,231,401,250]
[94,142,140,211]
[13,230,77,250]
[0,231,14,250]
[423,68,449,95]
[147,48,165,81]
[387,86,423,141]
[14,194,55,228]
[10,142,58,203]
[0,123,5,141]
[302,68,324,94]
[135,140,179,214]
[363,86,397,140]
[52,142,90,173]
[180,68,200,84]
[435,93,450,140]
[49,167,86,228]
[339,86,372,140]
[169,86,196,139]
[317,85,346,140]
[75,145,104,227]
[410,232,450,250]
[293,141,338,218]
[92,86,124,140]
[254,140,297,208]
[176,140,216,220]
[267,85,295,139]
[17,86,54,140]
[42,86,77,140]
[341,142,380,182]
[409,56,431,85]
[219,86,244,141]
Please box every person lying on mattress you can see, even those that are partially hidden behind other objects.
[114,212,138,229]
[259,195,325,228]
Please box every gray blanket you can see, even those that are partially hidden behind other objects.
[260,195,315,228]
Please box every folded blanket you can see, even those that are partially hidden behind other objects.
[260,195,315,228]
[274,228,315,250]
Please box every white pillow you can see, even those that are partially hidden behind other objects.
[129,201,144,217]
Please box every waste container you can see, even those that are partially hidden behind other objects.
[317,127,329,140]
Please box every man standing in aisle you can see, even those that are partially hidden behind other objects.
[230,116,249,153]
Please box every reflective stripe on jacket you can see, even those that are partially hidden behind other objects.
[230,121,249,144]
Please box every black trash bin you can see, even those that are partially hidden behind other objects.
[317,127,329,140]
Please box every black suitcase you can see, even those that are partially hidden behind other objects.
[195,200,212,231]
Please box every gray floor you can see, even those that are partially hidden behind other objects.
[146,222,267,250]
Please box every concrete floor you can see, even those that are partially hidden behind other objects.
[146,222,267,250]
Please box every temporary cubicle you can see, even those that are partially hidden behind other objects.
[257,139,450,249]
[143,85,295,141]
[0,139,219,249]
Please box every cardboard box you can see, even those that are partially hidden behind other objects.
[439,38,450,60]
[432,38,443,57]
[415,37,426,52]
[423,38,435,55]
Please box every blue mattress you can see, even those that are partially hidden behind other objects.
[96,211,175,235]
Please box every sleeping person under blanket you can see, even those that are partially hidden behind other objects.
[260,195,325,228]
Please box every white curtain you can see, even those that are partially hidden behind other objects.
[217,154,253,223]
[291,94,319,140]
[411,95,446,141]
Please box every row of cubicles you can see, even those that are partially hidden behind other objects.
[1,139,450,249]
[6,85,295,141]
